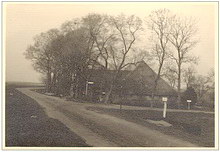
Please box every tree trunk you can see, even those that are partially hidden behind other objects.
[47,71,52,93]
[151,93,154,108]
[75,77,79,99]
[55,74,61,96]
[104,71,119,104]
[51,72,57,93]
[69,73,74,98]
[104,83,114,103]
[177,64,181,108]
[69,84,74,98]
[120,103,122,111]
[151,70,161,108]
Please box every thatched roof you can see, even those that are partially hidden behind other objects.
[88,69,130,84]
[87,61,177,96]
[123,61,177,96]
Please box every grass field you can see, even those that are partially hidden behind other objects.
[6,82,45,88]
[87,106,215,147]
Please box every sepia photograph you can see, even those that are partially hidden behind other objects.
[3,1,218,150]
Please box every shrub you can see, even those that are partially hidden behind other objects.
[181,87,197,107]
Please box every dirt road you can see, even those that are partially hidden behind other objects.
[5,86,89,147]
[17,87,198,147]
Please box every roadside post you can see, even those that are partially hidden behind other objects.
[187,100,192,110]
[162,97,168,118]
[85,81,94,96]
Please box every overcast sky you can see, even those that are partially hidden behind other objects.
[5,2,217,82]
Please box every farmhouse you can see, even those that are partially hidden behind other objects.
[85,61,177,106]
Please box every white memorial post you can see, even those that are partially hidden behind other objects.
[187,100,192,110]
[162,97,168,118]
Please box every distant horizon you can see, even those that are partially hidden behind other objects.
[6,81,43,83]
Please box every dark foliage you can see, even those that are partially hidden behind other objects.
[181,87,197,107]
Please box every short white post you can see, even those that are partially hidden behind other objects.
[163,102,167,118]
[162,97,168,118]
[187,100,191,110]
[85,81,88,96]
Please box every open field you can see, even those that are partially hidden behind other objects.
[6,82,45,88]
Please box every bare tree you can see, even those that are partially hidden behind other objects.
[183,66,196,88]
[192,76,212,104]
[163,64,178,89]
[147,9,171,107]
[82,14,114,70]
[168,16,198,108]
[104,14,143,103]
[191,69,214,104]
[50,16,109,97]
[60,18,81,35]
[24,28,60,92]
[60,26,96,97]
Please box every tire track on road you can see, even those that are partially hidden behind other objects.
[17,88,117,147]
[17,87,198,147]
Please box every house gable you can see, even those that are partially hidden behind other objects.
[124,61,177,96]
